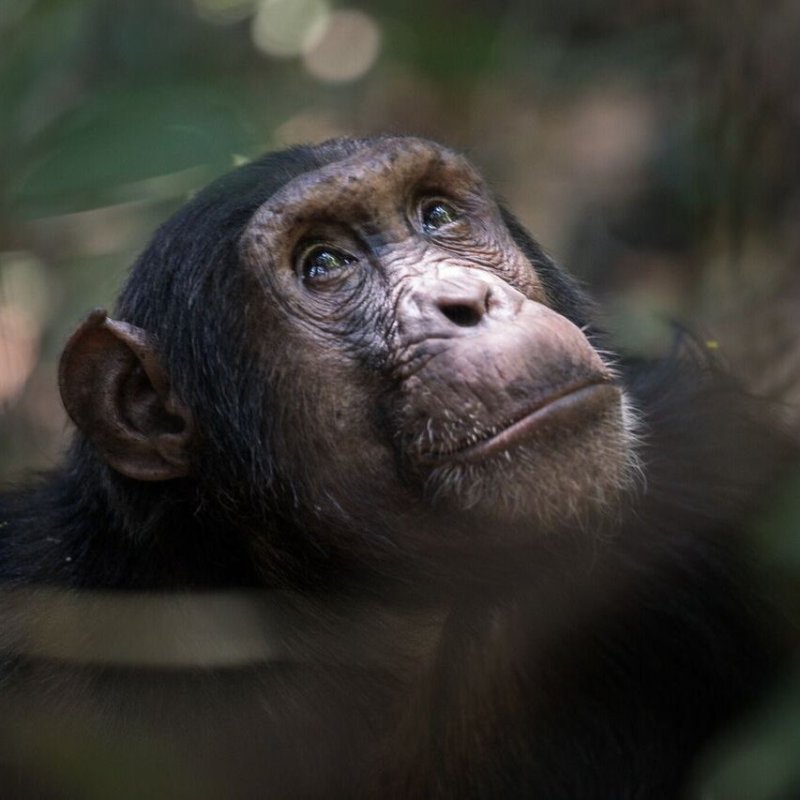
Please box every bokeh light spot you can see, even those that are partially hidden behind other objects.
[0,253,48,405]
[193,0,255,26]
[0,306,38,405]
[273,111,351,147]
[0,252,50,320]
[251,0,331,58]
[303,10,382,83]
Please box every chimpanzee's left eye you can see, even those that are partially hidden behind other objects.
[299,244,357,284]
[419,198,461,233]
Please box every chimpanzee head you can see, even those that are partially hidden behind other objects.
[58,136,638,564]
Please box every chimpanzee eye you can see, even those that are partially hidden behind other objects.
[419,198,461,234]
[299,244,357,284]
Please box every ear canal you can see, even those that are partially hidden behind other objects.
[58,309,194,481]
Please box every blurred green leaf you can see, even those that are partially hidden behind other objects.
[694,669,800,800]
[9,84,251,215]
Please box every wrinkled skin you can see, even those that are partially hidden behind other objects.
[237,138,635,531]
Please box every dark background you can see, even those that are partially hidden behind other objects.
[1,1,799,796]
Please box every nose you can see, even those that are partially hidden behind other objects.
[399,271,524,338]
[435,284,488,328]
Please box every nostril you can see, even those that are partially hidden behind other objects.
[439,302,483,328]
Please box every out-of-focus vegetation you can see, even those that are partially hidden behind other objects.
[0,0,799,796]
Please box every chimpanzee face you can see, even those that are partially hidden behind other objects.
[237,138,637,528]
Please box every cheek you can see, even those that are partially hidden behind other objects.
[269,348,400,495]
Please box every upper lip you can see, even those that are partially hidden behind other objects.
[417,378,618,466]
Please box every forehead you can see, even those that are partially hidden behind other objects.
[243,138,485,237]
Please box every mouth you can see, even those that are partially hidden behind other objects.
[419,380,620,466]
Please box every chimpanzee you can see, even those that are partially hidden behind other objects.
[0,136,796,799]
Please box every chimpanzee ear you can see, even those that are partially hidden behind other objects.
[58,309,194,481]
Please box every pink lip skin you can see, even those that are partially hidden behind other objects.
[422,382,620,466]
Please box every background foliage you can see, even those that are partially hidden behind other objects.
[1,1,799,796]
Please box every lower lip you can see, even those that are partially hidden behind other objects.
[426,382,620,466]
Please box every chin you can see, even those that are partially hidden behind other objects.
[419,397,641,531]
